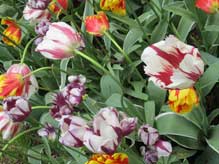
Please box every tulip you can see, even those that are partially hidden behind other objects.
[59,115,88,147]
[7,64,38,98]
[35,22,85,59]
[23,4,51,23]
[49,0,68,14]
[143,149,158,164]
[0,73,24,99]
[27,0,50,9]
[196,0,219,13]
[138,124,159,146]
[0,110,21,140]
[35,20,50,36]
[38,123,56,141]
[100,0,126,16]
[154,140,172,157]
[62,75,86,106]
[85,153,129,164]
[83,107,137,154]
[168,87,199,114]
[141,35,204,89]
[85,12,110,36]
[1,18,22,46]
[3,96,31,122]
[50,93,73,120]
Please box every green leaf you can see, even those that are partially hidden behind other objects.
[208,108,219,124]
[123,28,143,53]
[64,146,87,164]
[196,61,219,97]
[0,4,16,17]
[200,51,219,65]
[206,125,219,154]
[40,112,59,128]
[144,101,155,126]
[59,58,70,89]
[105,93,127,108]
[195,147,219,164]
[151,18,168,43]
[100,75,122,99]
[28,145,44,164]
[156,112,204,149]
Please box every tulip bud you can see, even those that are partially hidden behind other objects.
[50,93,73,120]
[49,0,68,14]
[196,0,219,14]
[120,117,137,136]
[3,96,32,122]
[59,115,88,147]
[85,12,110,36]
[138,124,159,146]
[154,140,172,157]
[0,110,21,140]
[62,75,86,106]
[38,123,56,141]
[35,20,50,36]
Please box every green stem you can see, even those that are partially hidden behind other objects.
[74,49,109,74]
[32,106,51,110]
[104,31,132,64]
[0,127,40,158]
[20,38,36,64]
[23,66,52,79]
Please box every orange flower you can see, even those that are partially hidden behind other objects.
[85,12,110,36]
[100,0,126,16]
[168,87,199,114]
[0,73,24,99]
[49,0,68,14]
[85,153,129,164]
[196,0,219,13]
[1,18,22,46]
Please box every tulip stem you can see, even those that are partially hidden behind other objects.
[32,106,51,110]
[23,66,52,79]
[0,127,40,158]
[104,31,132,63]
[20,38,36,64]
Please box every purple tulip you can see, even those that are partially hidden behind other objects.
[38,123,56,141]
[154,140,172,157]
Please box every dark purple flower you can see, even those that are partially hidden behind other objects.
[3,96,32,122]
[144,149,159,164]
[35,20,50,36]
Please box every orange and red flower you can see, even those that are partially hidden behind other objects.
[196,0,219,13]
[100,0,126,16]
[168,87,199,114]
[49,0,68,14]
[0,73,24,99]
[85,153,129,164]
[1,18,22,46]
[85,12,110,36]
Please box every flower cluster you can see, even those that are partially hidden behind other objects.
[138,125,172,164]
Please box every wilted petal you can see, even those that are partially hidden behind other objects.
[141,35,204,89]
[155,140,172,158]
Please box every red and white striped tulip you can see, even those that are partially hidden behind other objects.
[141,35,204,89]
[35,22,85,59]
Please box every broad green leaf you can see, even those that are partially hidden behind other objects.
[195,147,219,164]
[59,58,70,89]
[0,4,16,17]
[40,112,59,128]
[196,61,219,97]
[200,51,219,65]
[208,108,219,124]
[28,145,44,164]
[100,75,122,99]
[105,93,127,108]
[206,125,219,154]
[144,101,155,126]
[64,146,87,164]
[151,18,168,43]
[123,28,143,53]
